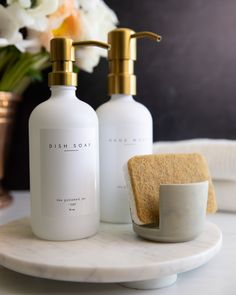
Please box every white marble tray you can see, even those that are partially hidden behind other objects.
[0,218,222,290]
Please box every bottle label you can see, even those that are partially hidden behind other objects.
[100,124,152,192]
[40,128,97,217]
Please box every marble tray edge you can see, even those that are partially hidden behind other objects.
[0,220,223,283]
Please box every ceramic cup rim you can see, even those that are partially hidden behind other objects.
[160,180,208,188]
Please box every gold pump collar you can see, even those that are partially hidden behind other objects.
[107,28,162,95]
[48,38,110,86]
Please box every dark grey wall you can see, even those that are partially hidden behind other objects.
[4,0,236,189]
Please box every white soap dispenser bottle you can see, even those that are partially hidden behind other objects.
[96,28,161,223]
[29,38,109,240]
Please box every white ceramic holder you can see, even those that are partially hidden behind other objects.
[132,181,209,242]
[0,218,222,290]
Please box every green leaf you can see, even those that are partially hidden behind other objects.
[73,64,80,74]
[26,68,43,81]
[0,49,50,93]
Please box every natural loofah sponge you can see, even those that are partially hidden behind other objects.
[127,153,217,225]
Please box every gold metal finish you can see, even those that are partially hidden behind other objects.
[0,92,20,208]
[131,31,162,42]
[50,38,75,62]
[108,28,162,95]
[73,41,110,50]
[48,38,110,86]
[48,38,76,86]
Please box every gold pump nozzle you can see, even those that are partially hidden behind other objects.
[108,28,162,95]
[73,40,110,50]
[131,31,162,42]
[48,38,110,86]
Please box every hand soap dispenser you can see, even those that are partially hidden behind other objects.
[96,28,161,223]
[29,38,109,240]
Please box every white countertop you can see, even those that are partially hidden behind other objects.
[0,192,235,295]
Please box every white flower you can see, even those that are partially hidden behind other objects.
[75,47,101,74]
[27,0,81,53]
[0,0,59,52]
[0,5,24,51]
[1,0,118,71]
[7,0,31,9]
[75,0,118,72]
[77,0,101,11]
[7,0,60,32]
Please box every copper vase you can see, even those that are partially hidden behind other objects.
[0,92,20,208]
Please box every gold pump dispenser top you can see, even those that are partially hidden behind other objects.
[107,28,162,95]
[48,38,110,86]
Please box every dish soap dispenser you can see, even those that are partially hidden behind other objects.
[96,28,161,223]
[29,38,109,240]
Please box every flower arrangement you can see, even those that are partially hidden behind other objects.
[0,0,118,94]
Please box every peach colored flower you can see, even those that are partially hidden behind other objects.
[52,9,81,40]
[29,0,118,72]
[39,0,81,51]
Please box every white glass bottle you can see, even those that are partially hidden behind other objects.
[97,28,161,223]
[97,94,152,223]
[29,38,109,240]
[29,86,99,240]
